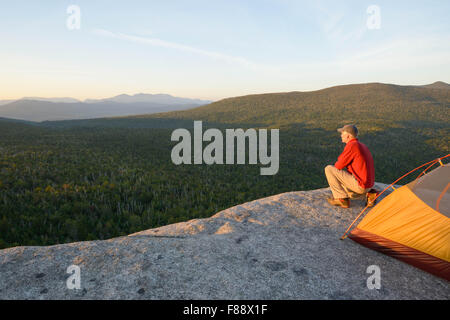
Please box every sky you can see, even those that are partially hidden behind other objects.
[0,0,449,101]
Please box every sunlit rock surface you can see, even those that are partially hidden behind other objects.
[0,183,448,300]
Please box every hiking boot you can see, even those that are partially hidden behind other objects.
[365,189,379,207]
[327,197,350,208]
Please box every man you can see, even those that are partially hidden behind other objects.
[325,124,377,208]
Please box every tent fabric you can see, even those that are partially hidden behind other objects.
[349,163,450,281]
[350,228,450,281]
[409,164,450,217]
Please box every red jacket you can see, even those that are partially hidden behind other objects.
[334,138,375,189]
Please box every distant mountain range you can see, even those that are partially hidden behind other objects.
[0,97,82,105]
[0,82,448,123]
[0,93,212,122]
[84,93,210,105]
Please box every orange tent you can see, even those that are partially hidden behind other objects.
[343,155,450,281]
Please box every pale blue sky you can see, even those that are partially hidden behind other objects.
[1,0,449,101]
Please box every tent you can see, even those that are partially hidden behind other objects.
[342,155,450,281]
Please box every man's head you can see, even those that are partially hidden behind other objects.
[337,124,358,144]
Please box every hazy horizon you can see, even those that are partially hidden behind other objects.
[0,92,213,103]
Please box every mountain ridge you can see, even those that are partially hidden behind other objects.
[421,81,450,90]
[139,82,450,128]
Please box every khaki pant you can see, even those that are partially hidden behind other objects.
[325,165,370,199]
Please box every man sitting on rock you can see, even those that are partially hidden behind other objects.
[325,124,377,208]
